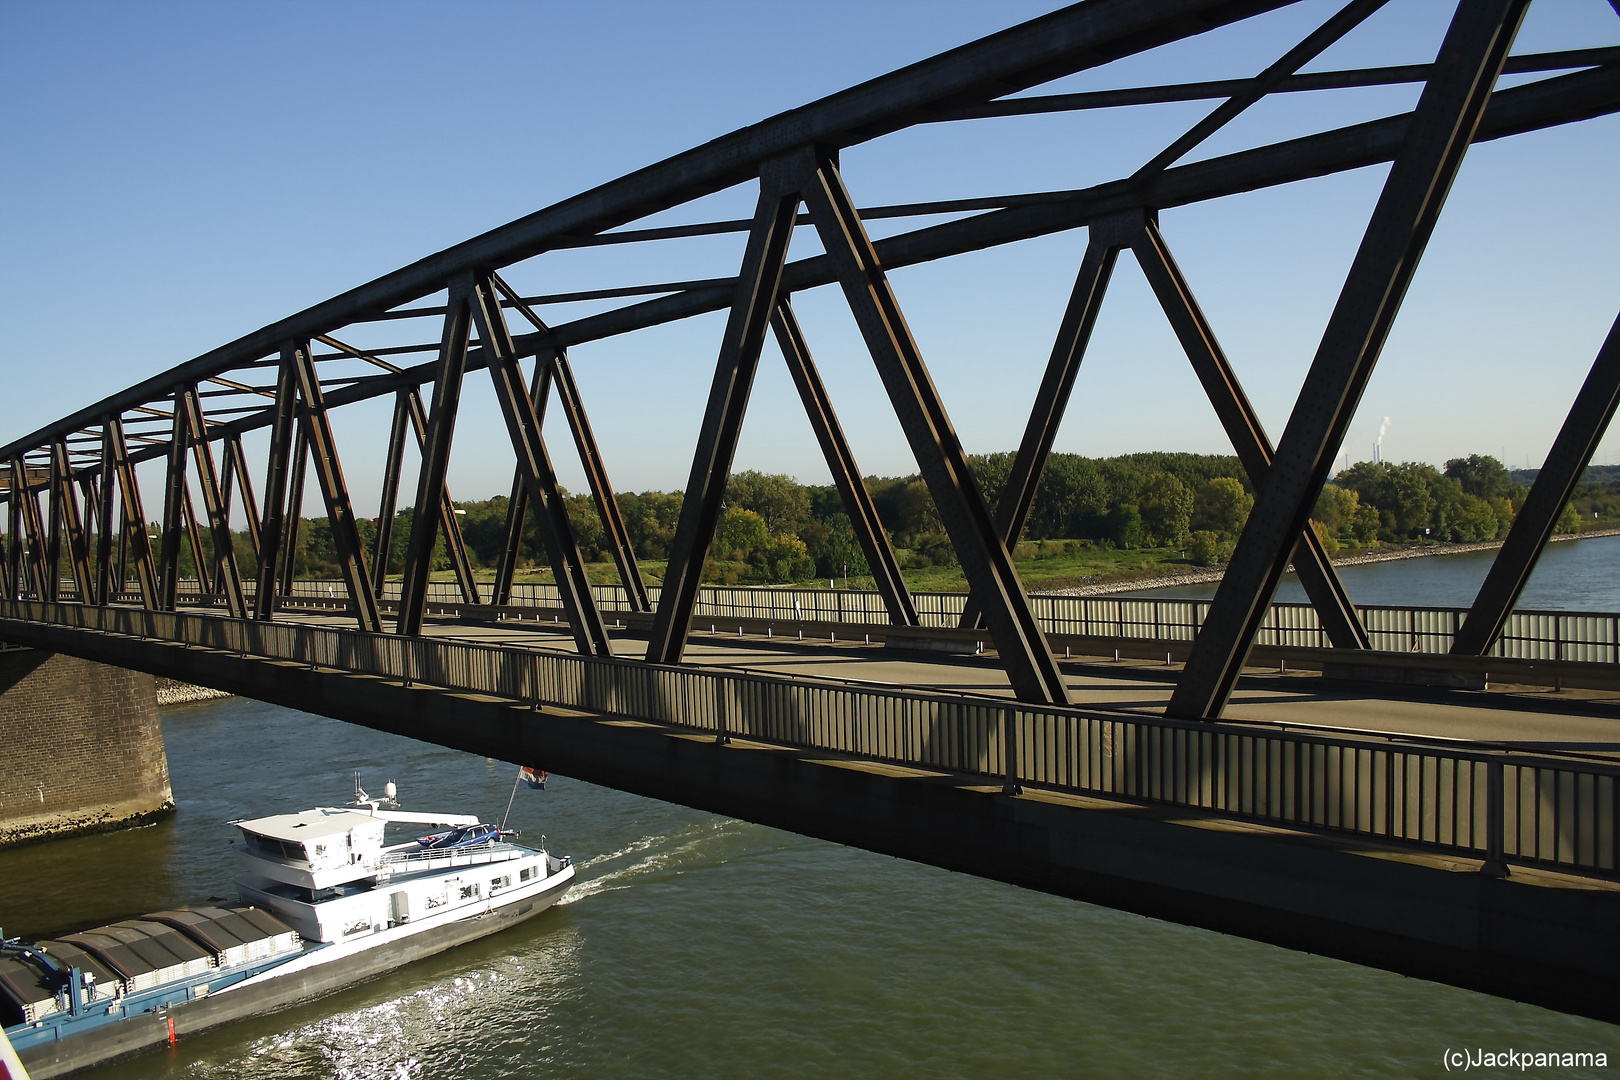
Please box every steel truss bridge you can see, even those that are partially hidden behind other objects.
[3,0,1620,1020]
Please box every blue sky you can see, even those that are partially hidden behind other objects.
[3,0,1618,514]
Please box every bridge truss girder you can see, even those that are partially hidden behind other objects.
[0,0,1615,710]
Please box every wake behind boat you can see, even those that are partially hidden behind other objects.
[2,773,573,1078]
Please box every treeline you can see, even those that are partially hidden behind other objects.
[175,452,1608,587]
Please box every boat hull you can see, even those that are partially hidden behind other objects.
[18,876,571,1079]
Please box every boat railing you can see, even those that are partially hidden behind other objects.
[381,842,528,872]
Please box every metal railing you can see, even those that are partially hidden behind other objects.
[6,599,1617,881]
[215,579,1620,664]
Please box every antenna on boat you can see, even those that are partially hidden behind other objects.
[352,771,400,813]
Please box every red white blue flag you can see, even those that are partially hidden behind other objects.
[519,766,547,790]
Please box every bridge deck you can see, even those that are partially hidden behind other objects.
[311,612,1620,762]
[6,599,1620,1021]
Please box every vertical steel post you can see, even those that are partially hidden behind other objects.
[95,427,118,605]
[1002,705,1023,796]
[13,460,48,600]
[647,152,808,665]
[0,489,11,602]
[255,350,299,619]
[801,148,1067,705]
[469,273,612,656]
[1453,312,1620,655]
[771,297,917,626]
[287,341,380,632]
[371,390,410,597]
[51,443,94,603]
[157,403,188,610]
[278,429,309,600]
[1169,0,1528,718]
[397,277,473,635]
[107,418,158,608]
[1482,757,1509,877]
[45,445,63,602]
[180,388,248,618]
[4,465,19,599]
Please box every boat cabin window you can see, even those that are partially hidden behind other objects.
[242,831,308,862]
[490,875,510,892]
[519,867,534,882]
[459,884,480,900]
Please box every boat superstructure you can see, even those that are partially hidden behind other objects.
[2,775,573,1079]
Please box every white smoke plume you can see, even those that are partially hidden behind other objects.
[1377,416,1391,445]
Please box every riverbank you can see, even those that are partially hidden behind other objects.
[1041,526,1620,597]
[155,678,233,706]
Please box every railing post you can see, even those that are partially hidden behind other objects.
[1482,757,1509,878]
[715,680,731,745]
[1002,705,1022,796]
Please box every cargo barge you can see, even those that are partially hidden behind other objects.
[1,779,573,1078]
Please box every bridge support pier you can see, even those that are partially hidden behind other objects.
[0,646,172,847]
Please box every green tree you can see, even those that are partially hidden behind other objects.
[1187,530,1222,566]
[1445,454,1511,500]
[1137,471,1192,547]
[1191,477,1252,538]
[725,471,810,535]
[714,507,768,560]
[1109,504,1143,548]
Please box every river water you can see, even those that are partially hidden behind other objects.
[1137,532,1620,610]
[3,541,1619,1077]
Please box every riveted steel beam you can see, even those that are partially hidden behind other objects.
[1,0,1297,465]
[397,277,474,636]
[95,427,117,604]
[253,351,298,619]
[181,487,211,598]
[287,341,380,632]
[468,273,611,656]
[648,154,808,665]
[1453,313,1620,655]
[960,219,1123,632]
[1169,0,1530,719]
[106,418,157,608]
[402,388,480,607]
[45,446,64,602]
[802,149,1068,705]
[226,435,262,555]
[278,428,309,600]
[371,390,410,598]
[1129,0,1389,185]
[551,351,649,613]
[157,404,188,609]
[491,351,552,607]
[96,67,1620,477]
[772,297,917,627]
[492,276,648,612]
[12,461,47,600]
[1130,217,1368,650]
[50,442,93,603]
[180,387,247,618]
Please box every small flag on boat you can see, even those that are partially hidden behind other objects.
[519,766,547,790]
